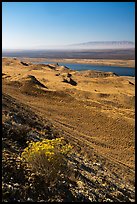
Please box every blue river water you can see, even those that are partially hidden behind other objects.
[37,61,135,77]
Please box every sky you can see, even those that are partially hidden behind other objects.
[2,2,135,50]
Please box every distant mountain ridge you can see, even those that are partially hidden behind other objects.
[3,41,135,51]
[68,41,135,49]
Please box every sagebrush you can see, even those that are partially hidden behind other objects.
[21,137,72,185]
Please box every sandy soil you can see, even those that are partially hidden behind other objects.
[2,57,135,175]
[18,57,135,67]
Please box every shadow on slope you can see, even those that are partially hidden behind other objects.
[20,75,48,95]
[2,93,78,202]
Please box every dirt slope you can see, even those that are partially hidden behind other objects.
[2,58,135,202]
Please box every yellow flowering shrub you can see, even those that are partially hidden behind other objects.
[21,137,72,185]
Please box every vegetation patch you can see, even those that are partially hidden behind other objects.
[21,138,72,185]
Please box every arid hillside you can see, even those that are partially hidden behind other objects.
[2,58,135,202]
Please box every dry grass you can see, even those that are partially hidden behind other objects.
[2,57,135,202]
[2,57,135,172]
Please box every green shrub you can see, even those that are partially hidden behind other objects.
[21,137,72,185]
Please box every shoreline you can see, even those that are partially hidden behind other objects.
[18,57,135,68]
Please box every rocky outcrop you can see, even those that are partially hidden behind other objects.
[20,61,29,66]
[62,73,77,86]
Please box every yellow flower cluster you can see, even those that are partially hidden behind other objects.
[21,137,72,164]
[21,137,72,184]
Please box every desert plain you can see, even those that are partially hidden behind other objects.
[2,57,135,201]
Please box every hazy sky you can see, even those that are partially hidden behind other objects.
[2,2,135,49]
